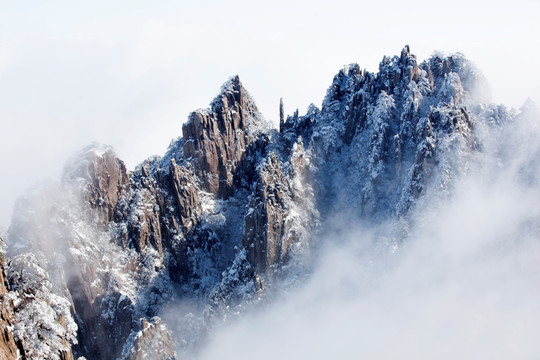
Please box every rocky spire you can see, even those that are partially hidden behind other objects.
[279,97,284,131]
[182,76,265,198]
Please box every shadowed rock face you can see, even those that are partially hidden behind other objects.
[243,153,290,274]
[4,47,499,360]
[169,160,201,232]
[242,149,312,275]
[67,270,134,360]
[182,76,263,198]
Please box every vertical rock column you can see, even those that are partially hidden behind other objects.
[182,76,263,198]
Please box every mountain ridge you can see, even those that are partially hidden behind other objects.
[0,46,525,359]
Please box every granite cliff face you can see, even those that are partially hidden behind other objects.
[1,47,519,359]
[182,75,266,198]
[67,147,130,225]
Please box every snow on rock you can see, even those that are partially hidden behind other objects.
[6,253,77,360]
[120,317,175,360]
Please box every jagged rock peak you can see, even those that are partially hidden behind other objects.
[210,75,258,112]
[186,75,267,134]
[183,76,263,140]
[182,76,270,198]
[3,46,507,360]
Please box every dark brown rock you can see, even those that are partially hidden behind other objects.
[182,76,262,198]
[58,315,74,360]
[68,267,134,360]
[112,161,181,256]
[279,97,285,131]
[124,185,164,255]
[65,146,130,225]
[243,153,295,274]
[169,160,201,232]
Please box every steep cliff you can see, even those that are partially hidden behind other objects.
[182,75,268,198]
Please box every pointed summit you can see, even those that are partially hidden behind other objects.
[182,76,265,198]
[400,44,411,63]
[219,74,242,94]
[209,75,259,116]
[183,76,262,140]
[213,75,242,102]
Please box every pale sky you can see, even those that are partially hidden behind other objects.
[1,0,539,227]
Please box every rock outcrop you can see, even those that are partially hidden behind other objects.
[169,160,201,232]
[64,144,130,225]
[243,153,290,274]
[182,75,265,198]
[243,144,314,275]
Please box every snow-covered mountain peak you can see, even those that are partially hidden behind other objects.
[1,47,530,360]
[207,75,260,119]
